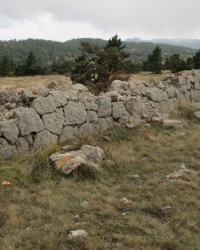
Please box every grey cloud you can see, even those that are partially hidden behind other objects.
[1,0,200,39]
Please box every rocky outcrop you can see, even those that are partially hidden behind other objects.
[1,70,200,159]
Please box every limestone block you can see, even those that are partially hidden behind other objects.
[42,108,64,135]
[59,126,78,143]
[16,137,30,154]
[147,88,168,102]
[64,101,87,125]
[112,102,126,119]
[49,152,86,175]
[14,107,44,136]
[98,117,115,132]
[166,87,176,98]
[0,119,19,144]
[125,97,142,117]
[78,123,99,137]
[97,96,112,118]
[0,138,18,159]
[194,75,200,90]
[32,95,57,115]
[81,145,105,162]
[72,83,89,92]
[110,80,124,92]
[32,130,58,151]
[84,99,98,111]
[87,111,98,123]
[49,90,67,107]
[65,89,78,101]
[163,119,184,129]
[21,85,49,102]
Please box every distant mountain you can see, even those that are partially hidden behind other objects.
[0,38,196,67]
[126,38,200,50]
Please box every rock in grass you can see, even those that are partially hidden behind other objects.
[68,230,89,239]
[81,145,105,162]
[162,119,184,129]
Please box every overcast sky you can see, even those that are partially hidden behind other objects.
[0,0,200,42]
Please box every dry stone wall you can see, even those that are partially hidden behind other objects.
[1,70,200,159]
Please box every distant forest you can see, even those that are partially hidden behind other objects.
[0,38,196,68]
[0,37,199,80]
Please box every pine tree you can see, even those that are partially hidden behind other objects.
[145,46,162,74]
[0,54,10,76]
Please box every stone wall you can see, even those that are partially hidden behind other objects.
[1,70,200,159]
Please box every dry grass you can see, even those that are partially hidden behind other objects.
[0,75,64,90]
[1,117,200,249]
[130,71,170,84]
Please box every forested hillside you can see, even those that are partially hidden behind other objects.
[0,38,195,67]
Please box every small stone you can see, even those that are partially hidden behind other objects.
[121,197,131,204]
[68,230,89,239]
[60,145,75,152]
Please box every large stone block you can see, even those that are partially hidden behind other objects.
[147,88,168,102]
[125,97,142,117]
[112,102,126,119]
[0,119,19,144]
[14,107,44,136]
[64,101,87,125]
[59,126,78,143]
[32,130,58,151]
[49,90,67,107]
[0,138,18,159]
[32,95,57,115]
[42,108,64,135]
[97,96,112,118]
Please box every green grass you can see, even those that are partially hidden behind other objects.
[1,119,200,249]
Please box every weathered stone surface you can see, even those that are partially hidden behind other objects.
[110,80,124,92]
[81,145,105,162]
[87,111,98,123]
[21,85,49,102]
[84,99,98,111]
[99,117,115,132]
[64,101,87,125]
[163,119,184,129]
[97,96,112,118]
[79,123,99,137]
[16,137,30,154]
[32,95,57,115]
[47,77,73,90]
[49,90,67,107]
[0,119,19,144]
[112,102,126,119]
[33,130,58,151]
[59,126,78,143]
[193,111,200,119]
[68,230,89,239]
[125,97,142,117]
[194,75,200,90]
[49,150,86,170]
[14,107,44,136]
[72,83,89,92]
[0,138,18,159]
[42,108,64,135]
[147,88,168,102]
[166,87,176,98]
[106,91,119,102]
[65,89,78,101]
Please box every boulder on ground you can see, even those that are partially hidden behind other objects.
[162,119,184,129]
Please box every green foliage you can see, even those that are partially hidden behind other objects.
[193,49,200,69]
[143,46,162,74]
[0,54,15,76]
[164,54,187,73]
[15,51,45,76]
[72,35,129,84]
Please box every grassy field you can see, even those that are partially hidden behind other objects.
[0,75,64,90]
[0,72,169,92]
[1,114,200,249]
